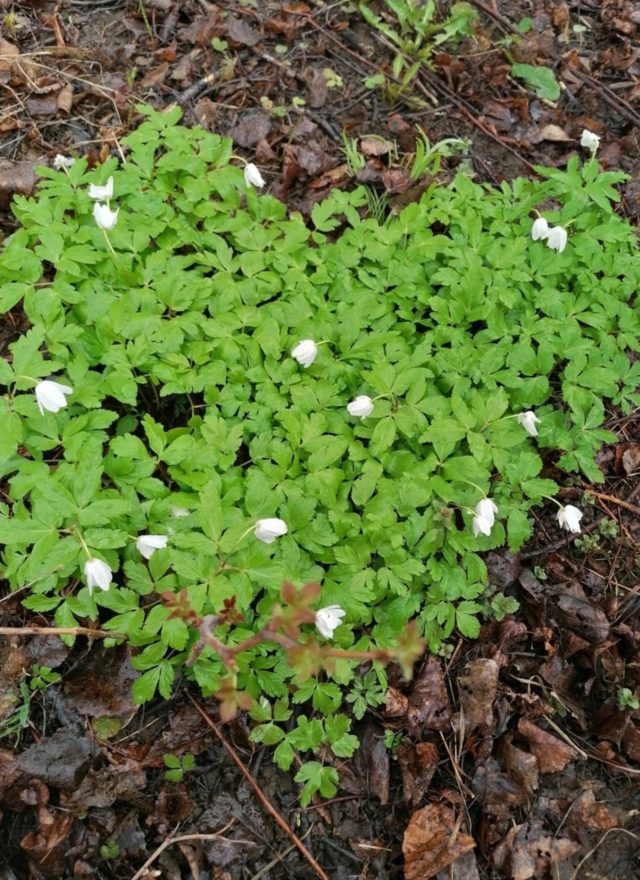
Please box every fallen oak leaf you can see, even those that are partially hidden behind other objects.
[403,803,475,880]
[517,719,577,773]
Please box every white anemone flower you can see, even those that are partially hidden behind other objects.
[556,504,583,534]
[88,176,114,200]
[93,202,119,230]
[84,558,112,594]
[254,518,288,544]
[546,226,568,253]
[517,410,540,437]
[53,154,75,171]
[291,339,318,368]
[531,217,549,241]
[315,605,346,639]
[580,129,600,153]
[34,379,73,415]
[244,163,266,188]
[136,534,168,559]
[472,498,498,537]
[347,395,374,419]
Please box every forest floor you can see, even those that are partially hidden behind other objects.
[1,1,639,878]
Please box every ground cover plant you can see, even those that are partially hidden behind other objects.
[1,107,639,798]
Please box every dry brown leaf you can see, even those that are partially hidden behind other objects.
[0,161,37,210]
[139,62,169,89]
[57,83,73,114]
[495,822,581,880]
[0,37,19,75]
[360,136,393,157]
[555,582,610,643]
[63,644,138,719]
[21,805,74,875]
[621,443,640,475]
[226,15,260,47]
[407,656,452,735]
[517,719,577,772]
[458,658,498,735]
[403,803,475,880]
[540,123,571,141]
[622,722,640,762]
[308,163,349,190]
[569,789,622,831]
[397,741,439,807]
[472,757,528,818]
[385,686,409,716]
[504,741,539,795]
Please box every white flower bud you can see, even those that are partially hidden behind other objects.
[254,518,288,544]
[531,217,549,241]
[136,534,168,560]
[315,605,346,639]
[244,163,265,188]
[291,339,318,368]
[88,176,114,200]
[557,504,583,533]
[34,379,73,415]
[347,395,374,419]
[546,226,567,253]
[93,202,119,230]
[517,410,540,437]
[84,558,112,594]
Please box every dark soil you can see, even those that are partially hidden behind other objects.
[1,2,640,878]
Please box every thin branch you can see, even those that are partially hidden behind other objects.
[130,824,250,880]
[0,626,125,639]
[186,693,331,880]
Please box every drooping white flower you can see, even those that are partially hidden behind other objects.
[531,217,550,241]
[254,518,288,544]
[517,410,540,437]
[136,534,168,560]
[580,129,600,153]
[244,163,265,188]
[34,379,73,415]
[556,504,583,534]
[53,154,75,171]
[472,498,498,537]
[315,605,346,639]
[291,339,318,368]
[546,226,568,253]
[88,176,113,200]
[84,558,112,594]
[93,202,119,230]
[347,395,374,419]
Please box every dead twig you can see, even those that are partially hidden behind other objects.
[130,824,251,880]
[570,827,640,880]
[572,69,640,129]
[0,626,125,639]
[583,489,640,518]
[466,0,518,34]
[186,693,331,880]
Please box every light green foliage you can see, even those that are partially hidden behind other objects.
[0,107,639,781]
[359,0,476,97]
[0,679,30,744]
[617,688,639,712]
[511,63,560,101]
[29,663,62,691]
[163,751,196,782]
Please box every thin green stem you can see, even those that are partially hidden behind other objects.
[73,528,92,559]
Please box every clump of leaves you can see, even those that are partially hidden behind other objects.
[359,0,476,99]
[0,107,639,786]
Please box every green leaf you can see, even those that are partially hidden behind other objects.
[511,63,560,101]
